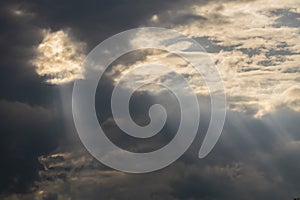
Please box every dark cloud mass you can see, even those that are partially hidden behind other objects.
[0,0,184,193]
[0,0,300,199]
[0,100,61,193]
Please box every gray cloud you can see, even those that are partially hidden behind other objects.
[0,100,61,193]
[0,0,186,194]
[1,0,300,199]
[2,107,300,200]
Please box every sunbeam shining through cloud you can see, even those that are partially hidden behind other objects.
[0,0,300,199]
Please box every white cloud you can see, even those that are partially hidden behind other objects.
[141,0,300,117]
[31,29,86,84]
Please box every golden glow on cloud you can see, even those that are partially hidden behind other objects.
[139,0,300,117]
[31,0,299,116]
[32,29,86,84]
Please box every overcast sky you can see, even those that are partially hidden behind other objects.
[0,0,300,199]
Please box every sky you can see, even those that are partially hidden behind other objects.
[0,0,300,199]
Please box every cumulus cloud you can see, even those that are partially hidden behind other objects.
[32,29,86,84]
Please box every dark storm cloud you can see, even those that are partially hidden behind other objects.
[0,100,61,193]
[0,0,194,194]
[0,2,65,194]
[0,2,57,105]
[26,0,188,49]
[6,107,299,200]
[0,0,191,103]
[1,0,300,199]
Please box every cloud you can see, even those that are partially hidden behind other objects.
[2,108,300,200]
[31,29,86,84]
[143,0,300,117]
[0,100,61,193]
[1,0,300,199]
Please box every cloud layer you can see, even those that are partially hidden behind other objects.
[0,0,300,199]
[145,0,300,116]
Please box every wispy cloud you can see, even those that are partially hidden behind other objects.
[141,0,300,117]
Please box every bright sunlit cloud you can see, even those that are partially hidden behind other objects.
[141,0,300,117]
[32,29,86,84]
